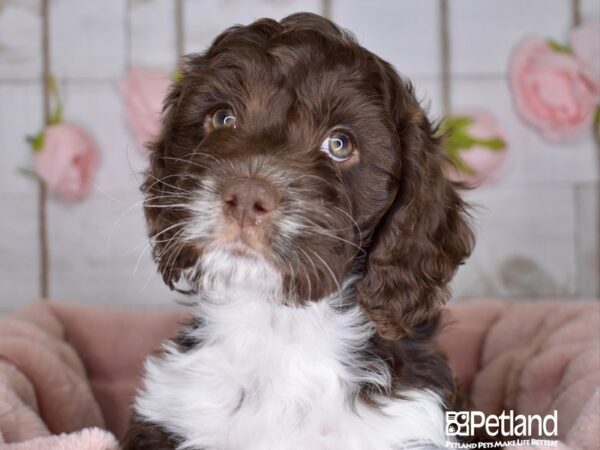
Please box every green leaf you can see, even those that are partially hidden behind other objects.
[446,116,473,128]
[47,74,59,95]
[594,106,600,127]
[439,116,473,134]
[46,73,64,124]
[449,133,477,152]
[172,68,183,82]
[448,153,477,176]
[547,39,571,54]
[48,103,63,125]
[17,167,40,180]
[441,114,506,176]
[472,136,506,151]
[26,130,45,152]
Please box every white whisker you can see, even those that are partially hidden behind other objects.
[309,248,342,297]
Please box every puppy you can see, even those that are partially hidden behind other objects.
[124,12,474,450]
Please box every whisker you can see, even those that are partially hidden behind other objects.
[298,247,316,301]
[140,268,157,295]
[86,177,129,206]
[283,213,355,233]
[161,156,217,173]
[159,225,195,277]
[124,144,143,185]
[304,264,312,302]
[286,260,298,302]
[144,171,190,193]
[149,221,191,245]
[165,238,190,284]
[105,191,198,254]
[290,173,340,192]
[156,226,188,256]
[309,249,342,298]
[143,173,199,194]
[106,197,147,259]
[123,238,151,257]
[333,205,364,250]
[304,228,366,257]
[144,203,193,210]
[333,206,363,235]
[127,221,192,257]
[133,241,150,276]
[166,150,222,165]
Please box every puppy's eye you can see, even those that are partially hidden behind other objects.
[320,132,354,162]
[207,108,236,131]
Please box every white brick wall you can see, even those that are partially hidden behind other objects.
[0,82,42,312]
[0,0,597,314]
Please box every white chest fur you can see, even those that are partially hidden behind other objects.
[135,286,446,450]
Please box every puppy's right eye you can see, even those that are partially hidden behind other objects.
[320,131,354,162]
[206,108,236,132]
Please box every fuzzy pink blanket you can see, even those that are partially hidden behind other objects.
[0,300,597,449]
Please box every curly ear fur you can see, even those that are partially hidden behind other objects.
[141,73,197,290]
[357,62,474,341]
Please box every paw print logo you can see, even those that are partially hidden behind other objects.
[446,411,470,436]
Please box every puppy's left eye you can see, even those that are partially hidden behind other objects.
[320,132,354,162]
[206,108,236,132]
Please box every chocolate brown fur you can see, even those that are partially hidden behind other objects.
[123,413,182,450]
[127,12,474,446]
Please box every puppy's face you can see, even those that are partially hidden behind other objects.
[145,14,473,335]
[146,18,397,300]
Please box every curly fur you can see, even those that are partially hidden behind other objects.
[125,12,474,450]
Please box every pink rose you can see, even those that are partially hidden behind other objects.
[119,68,171,151]
[509,38,600,140]
[34,123,99,201]
[442,110,508,187]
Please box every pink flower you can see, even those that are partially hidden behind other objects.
[509,38,600,141]
[119,68,171,151]
[34,123,99,201]
[442,109,508,187]
[570,21,600,83]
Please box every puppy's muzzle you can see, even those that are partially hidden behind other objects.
[221,178,279,228]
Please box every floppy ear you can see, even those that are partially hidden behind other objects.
[141,72,197,290]
[357,65,474,341]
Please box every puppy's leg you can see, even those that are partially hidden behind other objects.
[122,413,181,450]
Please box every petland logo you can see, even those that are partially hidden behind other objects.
[445,410,559,448]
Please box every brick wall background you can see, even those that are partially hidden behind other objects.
[0,0,598,313]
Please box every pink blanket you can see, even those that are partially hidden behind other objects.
[440,300,600,449]
[0,302,183,449]
[0,299,597,449]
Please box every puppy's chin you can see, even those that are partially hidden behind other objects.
[199,242,283,299]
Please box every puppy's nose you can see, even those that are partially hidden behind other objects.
[221,178,279,227]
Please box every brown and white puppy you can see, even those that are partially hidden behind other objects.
[124,12,474,450]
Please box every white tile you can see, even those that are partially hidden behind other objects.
[0,305,18,317]
[581,0,600,21]
[49,0,127,79]
[60,81,149,193]
[331,0,440,78]
[451,77,599,185]
[575,183,599,296]
[0,0,42,80]
[129,0,177,71]
[451,186,577,299]
[47,191,185,307]
[413,76,444,124]
[0,82,44,194]
[450,0,572,75]
[0,193,40,307]
[183,0,322,54]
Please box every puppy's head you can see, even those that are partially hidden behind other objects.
[144,13,474,339]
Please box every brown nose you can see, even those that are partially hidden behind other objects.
[221,178,279,227]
